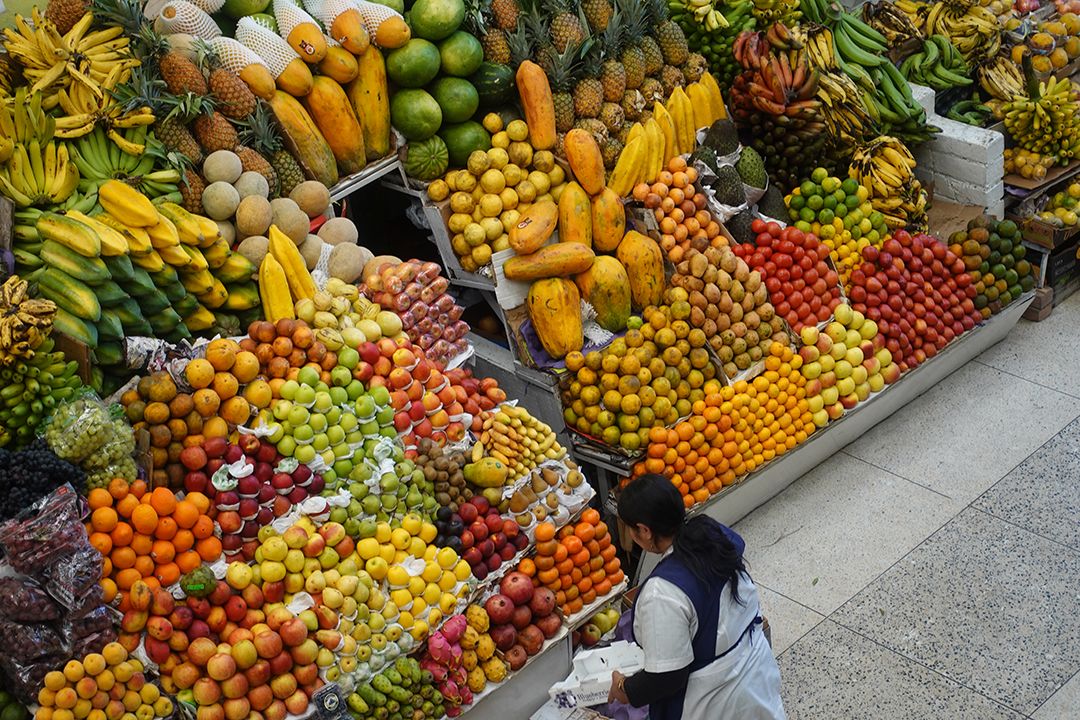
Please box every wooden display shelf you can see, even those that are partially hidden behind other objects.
[633,292,1035,582]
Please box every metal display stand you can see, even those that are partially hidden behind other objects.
[631,292,1035,582]
[328,156,408,202]
[459,632,574,719]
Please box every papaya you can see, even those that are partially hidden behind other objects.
[616,230,664,310]
[526,278,582,359]
[503,242,594,281]
[591,187,626,252]
[575,256,631,332]
[302,76,367,175]
[558,181,592,247]
[564,129,605,195]
[508,201,557,255]
[347,45,392,161]
[515,61,555,150]
[463,457,509,487]
[267,90,338,188]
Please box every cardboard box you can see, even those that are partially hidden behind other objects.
[549,642,645,709]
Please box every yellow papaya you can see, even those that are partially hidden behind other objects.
[558,181,592,247]
[616,230,664,310]
[590,188,626,253]
[509,200,557,254]
[526,278,582,359]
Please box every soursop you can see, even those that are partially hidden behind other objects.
[736,147,767,189]
[703,119,740,156]
[710,165,745,207]
[757,185,787,220]
[726,211,755,244]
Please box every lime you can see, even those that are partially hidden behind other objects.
[807,195,824,211]
[823,194,837,210]
[789,194,806,210]
[834,202,848,218]
[845,194,861,209]
[800,181,817,197]
[817,208,834,224]
[800,207,816,223]
[795,221,813,233]
[821,176,840,194]
[811,167,829,183]
[841,178,860,195]
[869,211,884,228]
[849,224,862,240]
[859,218,872,234]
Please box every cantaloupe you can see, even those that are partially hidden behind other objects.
[269,197,310,244]
[299,234,325,270]
[234,171,270,199]
[237,236,269,266]
[317,217,359,246]
[290,180,331,218]
[236,196,273,238]
[202,182,241,221]
[203,150,243,184]
[328,243,367,282]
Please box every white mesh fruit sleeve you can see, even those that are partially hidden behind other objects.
[236,16,303,78]
[273,0,324,40]
[306,0,354,28]
[207,36,272,76]
[354,0,404,36]
[156,1,222,38]
[188,0,226,13]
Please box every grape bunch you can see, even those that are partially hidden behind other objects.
[42,397,113,462]
[0,440,86,521]
[80,418,137,488]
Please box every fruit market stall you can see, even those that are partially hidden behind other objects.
[0,0,1073,715]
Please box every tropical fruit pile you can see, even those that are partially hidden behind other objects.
[948,217,1035,316]
[36,644,172,720]
[634,157,726,264]
[467,571,561,681]
[632,342,815,495]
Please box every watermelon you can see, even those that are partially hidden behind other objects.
[470,62,516,108]
[409,0,465,40]
[438,31,484,77]
[391,89,443,141]
[386,39,442,88]
[403,137,450,180]
[439,121,491,168]
[429,77,479,124]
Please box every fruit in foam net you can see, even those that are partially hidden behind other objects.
[798,306,901,427]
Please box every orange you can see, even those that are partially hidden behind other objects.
[243,380,273,409]
[134,556,154,577]
[107,478,129,500]
[231,351,260,383]
[581,508,600,525]
[185,492,210,514]
[196,536,222,561]
[191,515,214,540]
[205,338,238,372]
[202,417,228,439]
[91,507,119,533]
[150,541,175,565]
[154,517,177,540]
[149,487,177,516]
[518,558,536,577]
[220,396,251,426]
[130,533,153,556]
[155,562,180,586]
[88,488,113,511]
[574,522,596,543]
[172,530,194,552]
[535,539,558,556]
[185,359,215,389]
[111,546,136,570]
[131,505,159,535]
[212,372,239,400]
[130,479,147,498]
[534,522,555,542]
[176,550,201,573]
[115,568,142,591]
[110,522,133,548]
[100,578,118,603]
[116,495,139,519]
[192,389,220,418]
[143,402,170,425]
[173,501,198,529]
[89,532,113,556]
[562,535,582,556]
[534,555,555,571]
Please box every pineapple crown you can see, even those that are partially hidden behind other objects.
[616,0,645,42]
[462,0,493,35]
[192,38,225,74]
[597,7,623,57]
[547,39,590,93]
[90,0,148,37]
[237,100,284,155]
[506,20,535,67]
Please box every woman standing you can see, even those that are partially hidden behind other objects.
[607,474,785,719]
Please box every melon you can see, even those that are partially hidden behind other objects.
[429,77,479,124]
[439,121,491,168]
[438,31,483,77]
[386,38,441,88]
[390,89,443,141]
[408,0,465,41]
[403,136,450,180]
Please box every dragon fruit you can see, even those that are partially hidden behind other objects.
[421,659,448,683]
[441,614,468,645]
[440,679,463,704]
[427,631,455,665]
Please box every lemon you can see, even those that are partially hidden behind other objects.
[464,223,486,247]
[516,179,537,203]
[492,234,510,252]
[528,170,551,195]
[507,119,529,141]
[450,191,474,214]
[427,179,449,201]
[479,193,504,217]
[532,149,555,172]
[500,209,521,232]
[472,242,493,265]
[499,187,519,210]
[455,169,477,192]
[480,169,506,194]
[491,131,510,149]
[502,164,524,187]
[481,217,504,240]
[467,150,491,175]
[548,165,566,185]
[482,112,503,133]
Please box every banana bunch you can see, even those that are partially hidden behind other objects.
[71,126,182,201]
[866,61,938,145]
[669,0,755,87]
[893,0,930,32]
[924,0,1001,65]
[10,192,100,267]
[899,35,973,91]
[816,70,877,148]
[0,276,57,368]
[849,136,928,231]
[861,1,922,45]
[0,335,82,448]
[676,0,730,30]
[472,405,564,482]
[797,24,838,72]
[977,55,1024,101]
[53,63,154,150]
[1,10,138,111]
[0,89,80,208]
[1002,75,1080,160]
[749,0,800,26]
[946,98,993,126]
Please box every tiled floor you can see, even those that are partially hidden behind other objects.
[738,291,1080,719]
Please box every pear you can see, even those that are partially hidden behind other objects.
[545,493,559,510]
[509,490,530,514]
[516,512,533,528]
[567,470,584,488]
[542,468,558,486]
[530,474,547,494]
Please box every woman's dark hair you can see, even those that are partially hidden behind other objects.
[618,474,746,603]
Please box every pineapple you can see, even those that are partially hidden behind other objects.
[45,0,88,34]
[506,21,534,68]
[481,28,512,64]
[573,118,608,145]
[157,115,204,166]
[523,8,557,72]
[193,109,238,153]
[640,77,663,104]
[491,0,520,30]
[549,0,585,53]
[235,145,278,192]
[616,124,632,144]
[112,66,206,166]
[620,89,645,121]
[555,132,567,158]
[683,53,707,83]
[180,167,205,215]
[597,9,625,102]
[601,136,622,169]
[581,0,613,32]
[197,41,257,120]
[660,65,684,96]
[617,0,646,89]
[656,18,689,65]
[599,102,624,133]
[159,49,208,95]
[573,77,603,118]
[547,43,582,133]
[238,101,296,196]
[638,109,653,125]
[641,36,664,76]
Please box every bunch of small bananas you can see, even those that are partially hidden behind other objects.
[861,1,922,45]
[849,136,928,231]
[749,0,800,26]
[676,0,731,30]
[71,126,182,200]
[899,35,973,91]
[816,70,878,149]
[924,0,1001,65]
[53,63,155,150]
[977,55,1025,101]
[0,88,80,208]
[2,10,138,111]
[0,276,57,368]
[1003,76,1080,161]
[0,335,83,448]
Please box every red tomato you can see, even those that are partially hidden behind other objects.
[804,267,819,285]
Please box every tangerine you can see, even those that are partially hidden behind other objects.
[184,359,215,390]
[205,339,238,371]
[131,505,159,535]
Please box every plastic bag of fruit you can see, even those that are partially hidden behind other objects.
[59,605,116,657]
[0,576,62,623]
[0,619,64,662]
[0,484,88,576]
[45,545,104,615]
[40,391,117,464]
[0,652,64,704]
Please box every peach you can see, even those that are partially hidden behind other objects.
[146,617,173,642]
[206,607,228,634]
[270,674,297,700]
[206,654,237,682]
[227,628,253,645]
[254,631,284,659]
[192,678,222,706]
[284,690,308,715]
[242,585,265,609]
[169,607,194,631]
[151,589,175,616]
[220,674,249,700]
[244,660,271,687]
[268,651,293,677]
[247,685,274,712]
[168,631,190,653]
